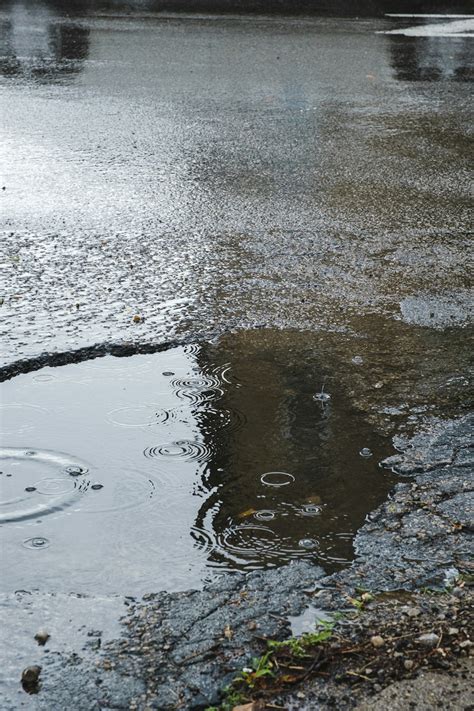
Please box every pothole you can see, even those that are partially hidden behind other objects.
[0,334,399,595]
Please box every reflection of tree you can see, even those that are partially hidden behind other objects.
[389,35,473,82]
[192,331,391,572]
[0,1,89,81]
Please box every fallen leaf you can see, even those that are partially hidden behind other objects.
[238,508,256,519]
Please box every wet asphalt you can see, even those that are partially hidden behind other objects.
[1,3,473,366]
[0,5,473,709]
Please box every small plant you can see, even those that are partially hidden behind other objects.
[211,617,338,709]
[347,592,373,611]
[236,651,275,688]
[205,687,248,711]
[268,620,334,658]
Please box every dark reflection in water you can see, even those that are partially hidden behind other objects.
[389,35,474,82]
[194,332,395,571]
[0,1,89,81]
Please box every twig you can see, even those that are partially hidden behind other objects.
[347,670,372,682]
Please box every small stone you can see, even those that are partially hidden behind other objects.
[459,640,472,649]
[21,666,41,684]
[374,381,384,389]
[371,635,385,648]
[448,628,459,635]
[296,691,306,699]
[417,633,439,648]
[34,629,50,646]
[132,314,144,323]
[406,607,421,618]
[403,659,414,670]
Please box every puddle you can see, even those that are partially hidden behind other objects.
[0,330,425,595]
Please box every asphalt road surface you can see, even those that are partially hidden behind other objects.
[1,3,472,365]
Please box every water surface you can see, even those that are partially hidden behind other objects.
[0,331,401,594]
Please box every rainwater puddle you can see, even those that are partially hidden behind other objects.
[0,333,398,595]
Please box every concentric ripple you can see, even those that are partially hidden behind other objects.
[170,374,224,405]
[143,440,213,462]
[76,472,156,514]
[0,448,90,524]
[210,524,322,569]
[107,405,176,428]
[254,509,277,521]
[22,537,51,550]
[190,525,216,555]
[216,524,278,565]
[193,404,247,435]
[299,504,323,517]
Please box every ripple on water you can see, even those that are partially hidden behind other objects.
[143,440,213,462]
[75,472,156,514]
[210,524,321,570]
[298,504,323,517]
[0,448,89,524]
[22,536,51,550]
[260,471,295,487]
[254,509,277,521]
[192,404,247,434]
[313,391,331,402]
[107,405,176,427]
[216,524,278,566]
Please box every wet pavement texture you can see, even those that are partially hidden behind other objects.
[1,3,473,365]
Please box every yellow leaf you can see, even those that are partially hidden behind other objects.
[238,508,256,519]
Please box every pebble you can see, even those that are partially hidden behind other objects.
[34,629,50,646]
[417,633,438,648]
[370,635,385,648]
[403,659,414,670]
[21,666,41,684]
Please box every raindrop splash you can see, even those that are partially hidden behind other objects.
[23,537,50,550]
[260,472,295,487]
